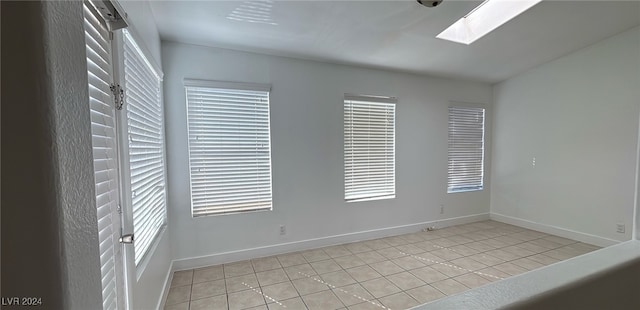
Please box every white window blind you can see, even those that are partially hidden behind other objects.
[83,3,119,309]
[122,30,167,266]
[448,106,485,193]
[184,80,273,217]
[344,94,396,202]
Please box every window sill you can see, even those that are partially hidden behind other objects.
[192,207,273,218]
[448,188,483,194]
[346,195,396,203]
[135,224,167,282]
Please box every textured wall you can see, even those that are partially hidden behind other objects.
[1,2,64,308]
[41,1,104,309]
[1,1,103,309]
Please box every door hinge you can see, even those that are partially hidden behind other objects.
[110,84,124,110]
[116,204,122,214]
[108,31,114,41]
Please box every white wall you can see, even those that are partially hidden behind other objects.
[491,26,640,245]
[162,41,493,264]
[117,1,172,309]
[120,0,162,64]
[133,231,172,310]
[44,2,105,307]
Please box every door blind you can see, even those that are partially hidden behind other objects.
[184,81,273,217]
[83,3,118,309]
[344,94,396,201]
[122,30,166,266]
[448,106,485,193]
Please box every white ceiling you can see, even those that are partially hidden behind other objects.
[149,0,640,83]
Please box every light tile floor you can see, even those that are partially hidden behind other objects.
[164,220,600,310]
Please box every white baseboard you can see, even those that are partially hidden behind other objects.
[171,213,490,271]
[490,213,621,248]
[156,260,173,310]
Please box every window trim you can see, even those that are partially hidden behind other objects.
[183,79,274,217]
[123,29,167,267]
[447,101,486,194]
[184,79,271,92]
[112,28,168,279]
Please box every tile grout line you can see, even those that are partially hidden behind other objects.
[173,222,592,309]
[241,282,286,308]
[283,267,312,310]
[421,232,582,268]
[398,251,505,281]
[429,238,577,277]
[297,271,391,310]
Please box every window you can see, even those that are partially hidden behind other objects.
[344,94,396,202]
[121,29,167,266]
[448,105,485,193]
[437,0,543,45]
[184,80,273,217]
[83,3,120,309]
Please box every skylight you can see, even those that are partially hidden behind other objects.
[437,0,543,45]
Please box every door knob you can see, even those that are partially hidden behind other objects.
[119,234,134,244]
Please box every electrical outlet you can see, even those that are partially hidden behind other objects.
[616,223,625,233]
[440,205,444,214]
[280,225,286,235]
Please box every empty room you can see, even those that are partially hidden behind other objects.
[3,0,640,310]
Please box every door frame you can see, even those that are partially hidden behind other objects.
[111,29,137,309]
